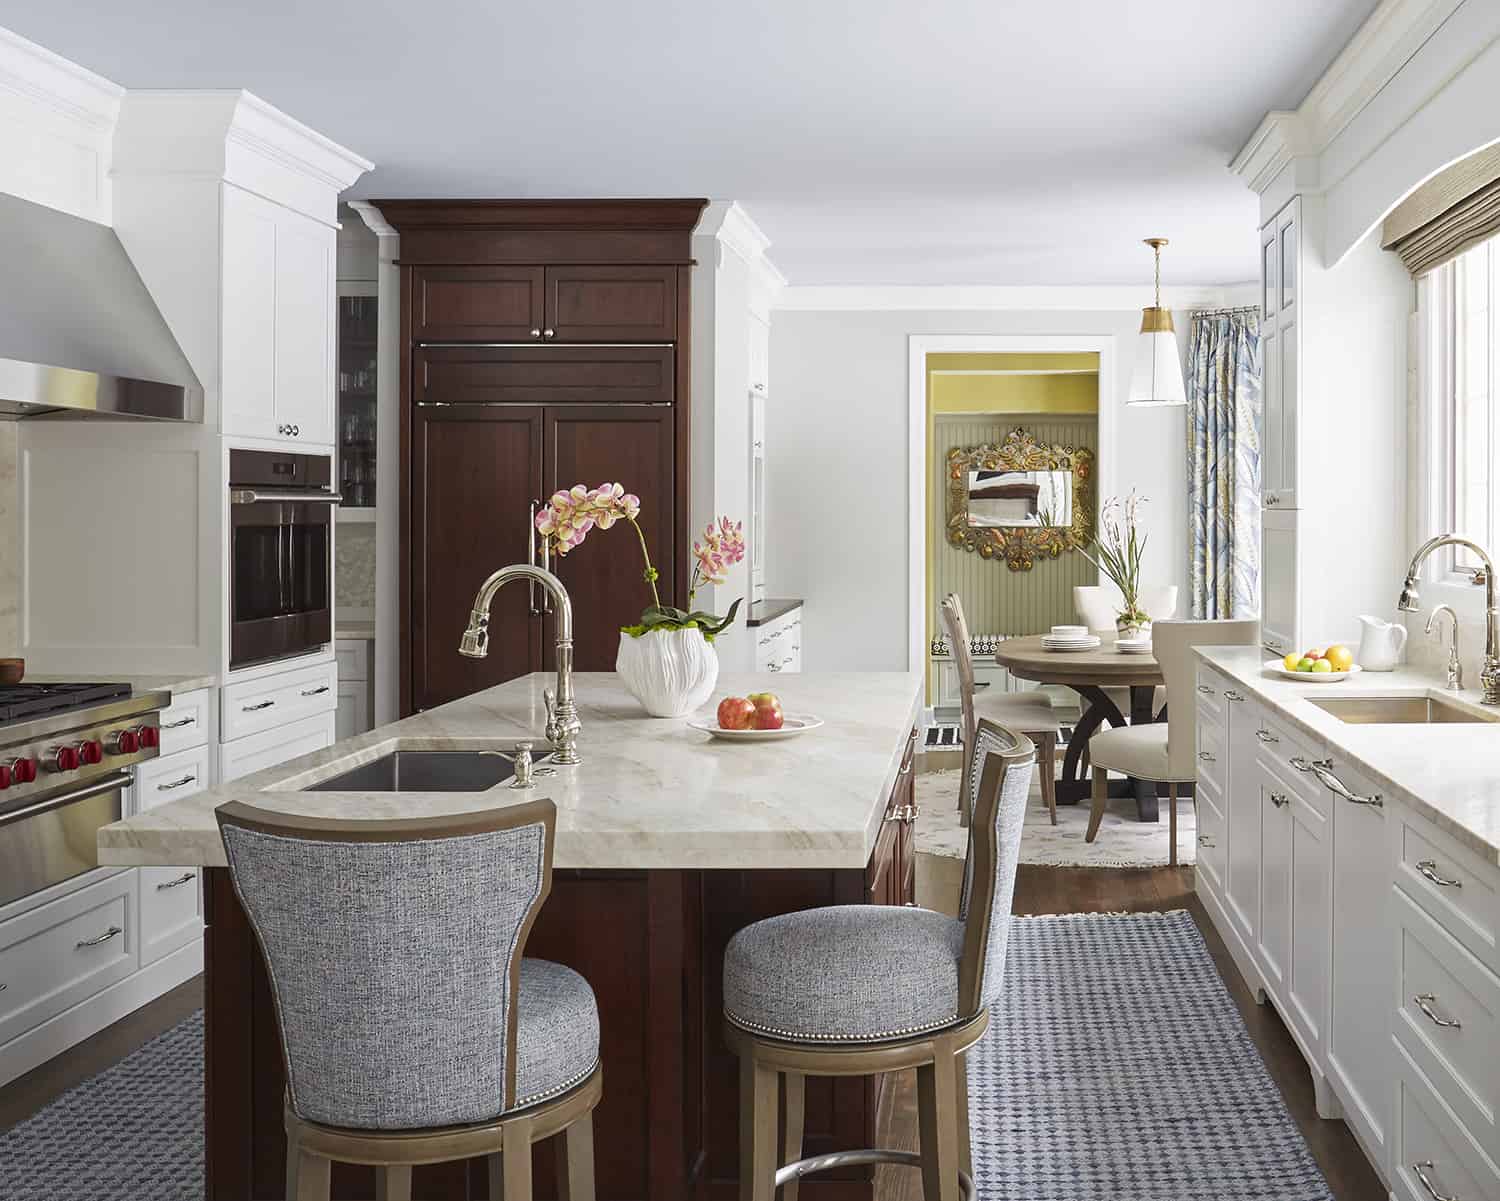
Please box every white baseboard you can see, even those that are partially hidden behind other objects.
[0,936,202,1088]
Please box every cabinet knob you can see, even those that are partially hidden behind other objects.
[530,328,542,340]
[1270,792,1289,808]
[542,328,556,339]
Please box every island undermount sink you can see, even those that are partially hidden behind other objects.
[303,749,543,792]
[1306,695,1499,725]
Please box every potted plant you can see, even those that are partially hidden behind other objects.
[1080,490,1152,638]
[536,484,744,716]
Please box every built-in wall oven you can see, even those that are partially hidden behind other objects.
[229,449,337,670]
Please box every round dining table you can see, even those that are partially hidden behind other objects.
[994,631,1172,822]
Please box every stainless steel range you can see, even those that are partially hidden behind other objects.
[0,683,168,907]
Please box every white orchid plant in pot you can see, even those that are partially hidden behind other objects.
[1079,490,1151,638]
[536,483,744,716]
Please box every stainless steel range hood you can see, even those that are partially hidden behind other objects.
[0,193,202,422]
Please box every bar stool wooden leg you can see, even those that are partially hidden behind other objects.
[1086,765,1109,842]
[916,1045,961,1201]
[782,1071,805,1201]
[293,1150,331,1201]
[555,1112,596,1201]
[1168,782,1178,867]
[954,1053,973,1179]
[740,1056,779,1201]
[376,1165,412,1201]
[500,1118,534,1201]
[284,1125,301,1201]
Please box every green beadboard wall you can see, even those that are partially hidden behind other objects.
[931,412,1098,643]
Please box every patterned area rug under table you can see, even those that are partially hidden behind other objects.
[973,910,1331,1200]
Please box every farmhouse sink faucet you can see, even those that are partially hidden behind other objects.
[1397,534,1500,705]
[458,564,582,764]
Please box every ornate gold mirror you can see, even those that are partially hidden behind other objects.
[946,428,1094,570]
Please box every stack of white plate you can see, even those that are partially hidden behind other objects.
[1115,636,1153,655]
[1041,625,1100,651]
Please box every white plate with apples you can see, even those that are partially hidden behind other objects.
[690,693,824,741]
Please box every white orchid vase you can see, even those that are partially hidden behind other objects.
[1080,490,1151,638]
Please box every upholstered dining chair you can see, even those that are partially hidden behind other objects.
[1086,618,1259,865]
[215,799,601,1201]
[941,592,1060,825]
[1073,583,1180,632]
[724,718,1035,1201]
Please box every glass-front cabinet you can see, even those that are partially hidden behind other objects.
[337,287,377,509]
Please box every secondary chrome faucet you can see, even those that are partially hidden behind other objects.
[1424,604,1463,692]
[1398,534,1500,704]
[458,564,582,764]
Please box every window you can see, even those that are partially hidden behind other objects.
[1425,233,1500,576]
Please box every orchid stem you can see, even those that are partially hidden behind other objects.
[628,517,662,608]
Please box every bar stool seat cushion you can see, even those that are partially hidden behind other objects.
[514,958,600,1109]
[723,905,964,1043]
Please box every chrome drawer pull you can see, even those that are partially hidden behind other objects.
[1413,993,1461,1029]
[161,716,195,729]
[1198,835,1216,847]
[1289,756,1313,773]
[1223,690,1245,702]
[1412,1161,1458,1201]
[0,982,7,992]
[156,871,197,891]
[1254,728,1278,743]
[157,774,197,791]
[300,685,330,697]
[1197,750,1215,762]
[1416,860,1462,888]
[242,700,276,712]
[1270,792,1289,808]
[76,926,123,949]
[1309,759,1382,807]
[1196,684,1215,695]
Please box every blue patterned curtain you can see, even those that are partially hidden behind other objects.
[1188,310,1262,619]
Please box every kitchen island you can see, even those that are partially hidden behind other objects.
[99,671,924,1201]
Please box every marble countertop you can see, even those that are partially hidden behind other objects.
[1198,646,1500,865]
[25,670,220,695]
[98,671,924,871]
[745,598,803,628]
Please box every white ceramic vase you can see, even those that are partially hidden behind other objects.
[616,627,719,717]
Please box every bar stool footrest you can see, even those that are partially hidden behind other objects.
[774,1147,975,1199]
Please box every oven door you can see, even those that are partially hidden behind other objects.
[0,771,130,907]
[230,490,336,669]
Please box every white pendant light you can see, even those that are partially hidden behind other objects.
[1127,237,1187,407]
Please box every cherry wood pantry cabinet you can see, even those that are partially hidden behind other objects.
[380,200,706,715]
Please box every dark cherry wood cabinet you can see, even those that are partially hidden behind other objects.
[385,199,706,715]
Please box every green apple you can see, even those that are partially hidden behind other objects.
[1311,658,1333,673]
[1297,657,1316,672]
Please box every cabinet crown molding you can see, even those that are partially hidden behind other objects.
[0,25,121,129]
[694,201,787,315]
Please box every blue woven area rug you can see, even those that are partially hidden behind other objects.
[972,910,1332,1200]
[0,912,1331,1200]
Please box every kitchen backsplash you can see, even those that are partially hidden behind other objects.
[336,522,376,612]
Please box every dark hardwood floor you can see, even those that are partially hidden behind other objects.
[0,869,1384,1201]
[876,865,1387,1201]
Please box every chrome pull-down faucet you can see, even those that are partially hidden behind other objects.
[1398,534,1500,705]
[1424,604,1463,692]
[458,564,582,764]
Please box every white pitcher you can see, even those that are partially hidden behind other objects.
[1356,615,1408,672]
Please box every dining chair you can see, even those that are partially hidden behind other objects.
[216,800,601,1201]
[941,592,1060,825]
[1085,618,1259,864]
[1073,583,1180,632]
[724,718,1036,1201]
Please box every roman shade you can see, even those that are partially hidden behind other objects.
[1382,142,1500,278]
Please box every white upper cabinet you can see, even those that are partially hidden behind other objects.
[1260,197,1299,510]
[221,186,335,445]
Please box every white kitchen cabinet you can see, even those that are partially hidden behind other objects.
[1260,199,1300,510]
[221,711,336,782]
[1223,692,1260,955]
[335,637,374,740]
[1260,507,1300,658]
[221,185,335,446]
[753,607,802,674]
[222,659,338,743]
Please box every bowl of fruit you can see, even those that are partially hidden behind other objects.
[1265,644,1361,682]
[688,692,825,741]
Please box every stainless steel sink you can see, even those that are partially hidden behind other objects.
[304,750,518,792]
[1306,696,1499,725]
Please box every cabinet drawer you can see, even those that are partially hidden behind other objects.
[1194,665,1229,729]
[1255,719,1327,818]
[139,867,202,967]
[0,871,137,1046]
[412,266,545,341]
[1394,887,1500,1158]
[220,711,335,783]
[544,265,677,342]
[418,345,674,406]
[1395,807,1499,977]
[222,660,338,743]
[1195,716,1226,794]
[1391,1040,1500,1201]
[134,744,212,812]
[1196,772,1226,897]
[335,639,371,683]
[157,688,210,755]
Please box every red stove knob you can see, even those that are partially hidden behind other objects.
[12,756,36,783]
[48,746,80,772]
[0,764,11,789]
[109,729,140,755]
[138,725,160,750]
[78,739,103,766]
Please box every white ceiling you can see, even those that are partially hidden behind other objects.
[1,0,1380,286]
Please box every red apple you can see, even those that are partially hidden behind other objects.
[717,696,756,730]
[751,693,784,731]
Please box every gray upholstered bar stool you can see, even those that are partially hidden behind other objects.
[215,799,601,1201]
[723,719,1035,1201]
